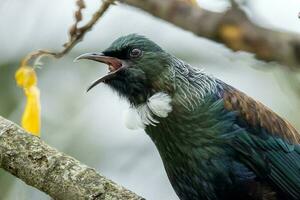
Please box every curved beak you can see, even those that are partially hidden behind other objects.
[74,52,123,92]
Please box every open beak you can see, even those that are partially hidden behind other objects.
[74,52,123,92]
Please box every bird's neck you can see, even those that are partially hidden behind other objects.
[156,56,221,110]
[144,59,230,147]
[123,57,223,130]
[145,95,232,150]
[144,59,231,154]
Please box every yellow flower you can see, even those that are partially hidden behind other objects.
[22,86,41,136]
[15,65,41,136]
[15,66,37,88]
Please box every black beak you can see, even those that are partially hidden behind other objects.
[75,52,123,92]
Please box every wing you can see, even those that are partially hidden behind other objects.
[222,84,300,144]
[221,83,300,199]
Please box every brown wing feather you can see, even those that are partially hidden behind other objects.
[223,85,300,144]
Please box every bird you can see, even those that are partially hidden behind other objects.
[75,34,300,200]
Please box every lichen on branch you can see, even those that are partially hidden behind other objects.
[0,116,144,200]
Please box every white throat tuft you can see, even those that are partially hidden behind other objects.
[123,92,172,130]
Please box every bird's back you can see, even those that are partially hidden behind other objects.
[221,83,300,200]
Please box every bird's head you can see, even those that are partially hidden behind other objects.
[76,34,171,105]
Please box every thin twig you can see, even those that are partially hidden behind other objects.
[23,0,115,66]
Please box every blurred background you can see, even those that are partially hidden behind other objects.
[0,0,300,199]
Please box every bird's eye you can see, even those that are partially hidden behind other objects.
[129,48,142,58]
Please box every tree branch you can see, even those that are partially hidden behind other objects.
[121,0,300,68]
[0,116,144,200]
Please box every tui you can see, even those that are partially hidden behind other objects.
[76,34,300,200]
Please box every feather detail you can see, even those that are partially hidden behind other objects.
[123,92,173,130]
[223,85,300,144]
[168,57,219,110]
[147,92,172,118]
[137,104,159,126]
